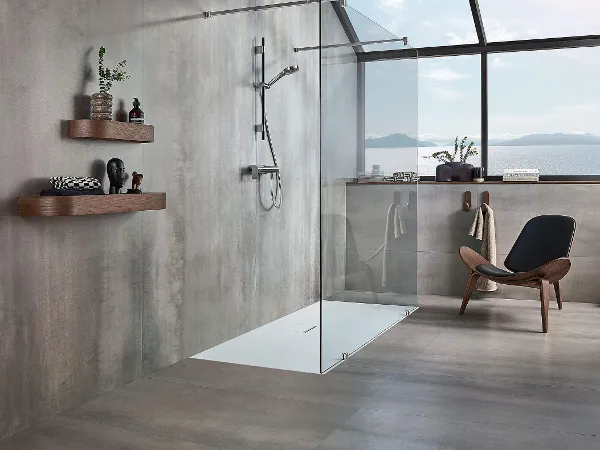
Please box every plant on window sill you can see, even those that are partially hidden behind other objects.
[424,136,479,182]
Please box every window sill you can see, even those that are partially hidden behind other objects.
[347,181,600,185]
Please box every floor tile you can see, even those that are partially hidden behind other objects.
[317,409,600,450]
[63,378,357,450]
[0,416,215,450]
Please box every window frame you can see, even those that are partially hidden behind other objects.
[340,0,600,181]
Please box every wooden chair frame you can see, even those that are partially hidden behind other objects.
[459,247,571,333]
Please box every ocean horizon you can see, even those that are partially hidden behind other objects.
[365,145,600,177]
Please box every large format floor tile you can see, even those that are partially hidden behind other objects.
[62,378,357,450]
[5,295,600,449]
[317,409,600,450]
[0,416,216,450]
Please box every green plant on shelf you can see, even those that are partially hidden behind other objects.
[98,46,130,94]
[424,136,479,164]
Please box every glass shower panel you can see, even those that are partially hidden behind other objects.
[320,2,419,373]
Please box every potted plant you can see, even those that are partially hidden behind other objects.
[425,136,479,182]
[91,47,130,120]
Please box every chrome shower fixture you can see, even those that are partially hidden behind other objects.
[260,65,300,90]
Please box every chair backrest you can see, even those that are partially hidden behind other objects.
[504,215,576,273]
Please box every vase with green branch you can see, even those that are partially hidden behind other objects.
[424,136,479,181]
[91,47,130,120]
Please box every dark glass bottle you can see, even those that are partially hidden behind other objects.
[129,98,145,124]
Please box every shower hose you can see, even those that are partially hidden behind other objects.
[261,94,283,210]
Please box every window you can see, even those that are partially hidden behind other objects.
[344,6,407,51]
[479,0,600,41]
[488,47,600,175]
[347,0,477,48]
[364,59,419,175]
[418,55,481,176]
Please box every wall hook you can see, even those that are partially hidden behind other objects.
[483,191,490,205]
[463,191,471,212]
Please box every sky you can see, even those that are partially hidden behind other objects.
[347,0,600,143]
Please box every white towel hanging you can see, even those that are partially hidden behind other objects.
[469,203,497,292]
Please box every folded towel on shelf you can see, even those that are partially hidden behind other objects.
[41,188,105,196]
[469,202,497,291]
[50,176,102,190]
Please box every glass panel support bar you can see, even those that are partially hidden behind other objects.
[481,53,488,172]
[203,0,346,19]
[295,37,408,53]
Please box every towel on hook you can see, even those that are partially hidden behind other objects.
[469,203,497,291]
[382,203,406,287]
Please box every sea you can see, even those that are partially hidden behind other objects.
[365,145,600,177]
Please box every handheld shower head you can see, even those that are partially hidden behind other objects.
[282,65,300,75]
[262,65,300,89]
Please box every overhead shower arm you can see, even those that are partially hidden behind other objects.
[294,37,409,53]
[204,0,347,19]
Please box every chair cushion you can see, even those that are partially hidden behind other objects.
[476,264,524,278]
[505,215,575,273]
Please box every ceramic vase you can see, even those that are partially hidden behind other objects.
[435,162,474,182]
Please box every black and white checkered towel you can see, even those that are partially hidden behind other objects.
[50,176,102,190]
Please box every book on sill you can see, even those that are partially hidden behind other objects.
[503,169,539,182]
[503,177,540,182]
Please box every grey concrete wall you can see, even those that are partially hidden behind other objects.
[139,0,323,373]
[345,183,600,303]
[418,183,600,303]
[0,0,145,440]
[0,0,349,440]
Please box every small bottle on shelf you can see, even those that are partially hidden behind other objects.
[129,98,145,124]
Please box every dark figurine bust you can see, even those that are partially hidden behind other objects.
[107,158,127,194]
[127,172,144,194]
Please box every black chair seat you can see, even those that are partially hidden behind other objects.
[476,264,524,278]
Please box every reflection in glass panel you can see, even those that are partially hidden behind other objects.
[321,2,419,373]
[479,0,600,41]
[418,55,481,176]
[365,59,419,176]
[347,0,477,48]
[488,48,600,175]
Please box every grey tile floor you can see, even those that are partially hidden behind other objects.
[3,295,600,449]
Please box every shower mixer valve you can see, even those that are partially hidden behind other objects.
[248,165,280,180]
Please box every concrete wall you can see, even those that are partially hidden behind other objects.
[0,0,345,440]
[345,183,600,303]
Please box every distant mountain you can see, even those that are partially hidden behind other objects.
[365,133,437,148]
[496,133,600,146]
[443,139,502,146]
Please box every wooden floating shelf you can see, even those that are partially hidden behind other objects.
[18,193,166,217]
[68,120,154,143]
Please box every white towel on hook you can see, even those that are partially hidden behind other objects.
[393,204,406,238]
[469,203,497,292]
[383,203,406,287]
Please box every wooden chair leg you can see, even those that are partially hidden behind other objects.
[540,280,550,333]
[554,281,563,310]
[460,271,480,315]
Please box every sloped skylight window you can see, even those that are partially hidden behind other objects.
[346,0,478,48]
[344,6,408,51]
[479,0,600,41]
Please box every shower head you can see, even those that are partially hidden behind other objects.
[262,65,300,89]
[282,65,300,76]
